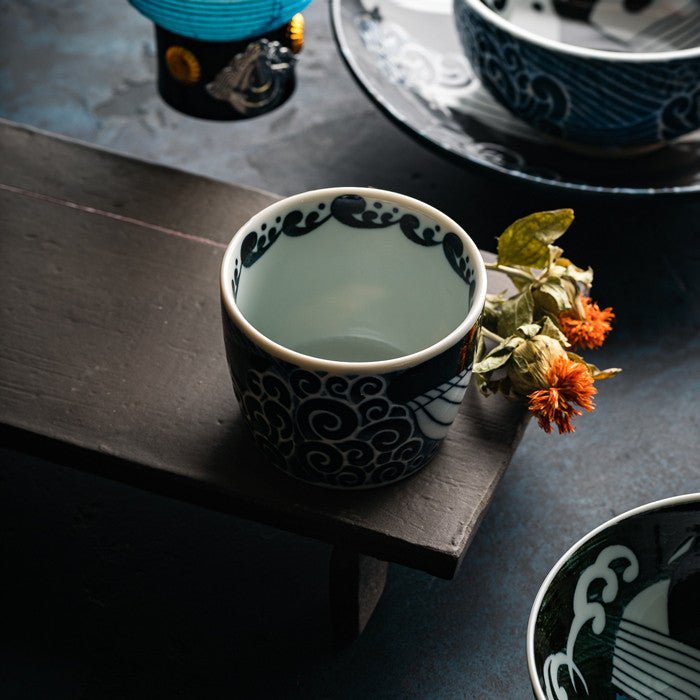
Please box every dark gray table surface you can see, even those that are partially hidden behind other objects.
[1,1,698,697]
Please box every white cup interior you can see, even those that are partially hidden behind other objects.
[223,188,484,365]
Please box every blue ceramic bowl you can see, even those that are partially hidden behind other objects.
[527,494,700,700]
[220,187,486,488]
[453,0,700,152]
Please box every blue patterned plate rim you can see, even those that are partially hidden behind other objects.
[220,186,486,375]
[525,492,700,700]
[330,0,700,195]
[463,0,700,61]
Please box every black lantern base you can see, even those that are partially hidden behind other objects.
[154,19,302,120]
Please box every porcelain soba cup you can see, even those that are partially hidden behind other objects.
[220,187,486,488]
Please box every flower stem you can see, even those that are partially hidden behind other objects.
[484,262,536,283]
[480,327,504,344]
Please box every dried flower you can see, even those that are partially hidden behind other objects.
[507,334,567,395]
[527,356,596,434]
[559,294,615,350]
[473,209,621,435]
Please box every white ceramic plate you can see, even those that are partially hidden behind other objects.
[330,0,700,195]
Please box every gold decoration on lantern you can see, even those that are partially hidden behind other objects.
[286,13,304,54]
[165,46,201,84]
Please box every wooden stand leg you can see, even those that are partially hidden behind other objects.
[329,547,388,645]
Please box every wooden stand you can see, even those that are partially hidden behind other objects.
[330,548,389,644]
[0,120,529,638]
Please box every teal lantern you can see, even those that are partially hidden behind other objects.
[127,0,311,119]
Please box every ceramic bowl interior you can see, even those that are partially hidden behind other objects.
[482,0,700,53]
[527,494,700,700]
[223,188,483,365]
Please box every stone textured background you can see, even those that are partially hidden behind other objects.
[1,1,698,698]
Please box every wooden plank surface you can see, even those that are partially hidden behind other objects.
[0,120,528,579]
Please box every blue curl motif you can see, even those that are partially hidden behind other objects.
[233,194,477,306]
[661,87,700,141]
[235,367,442,487]
[469,17,569,138]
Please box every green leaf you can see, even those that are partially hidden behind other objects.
[497,209,575,269]
[497,289,534,338]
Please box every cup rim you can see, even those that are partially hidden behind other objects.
[460,0,700,63]
[525,492,700,700]
[220,186,487,374]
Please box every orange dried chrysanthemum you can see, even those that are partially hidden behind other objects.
[559,294,615,350]
[527,356,597,434]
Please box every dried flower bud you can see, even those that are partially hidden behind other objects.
[507,334,567,395]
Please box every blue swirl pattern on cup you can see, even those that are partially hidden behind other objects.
[223,313,475,487]
[222,193,481,488]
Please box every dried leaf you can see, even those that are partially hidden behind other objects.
[473,347,515,374]
[497,209,575,269]
[548,245,564,266]
[497,289,534,338]
[534,277,574,313]
[566,352,622,380]
[515,323,542,339]
[496,375,517,399]
[486,290,509,306]
[474,372,490,395]
[558,261,594,287]
[481,303,501,334]
[539,316,570,345]
[590,367,623,380]
[473,335,525,374]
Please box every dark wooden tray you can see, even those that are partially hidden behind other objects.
[0,119,529,639]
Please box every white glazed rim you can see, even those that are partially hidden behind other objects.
[220,186,487,375]
[462,0,700,62]
[525,492,700,700]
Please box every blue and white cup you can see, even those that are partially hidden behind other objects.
[220,187,486,488]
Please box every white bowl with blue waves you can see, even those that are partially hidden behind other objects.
[527,494,700,700]
[453,0,700,153]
